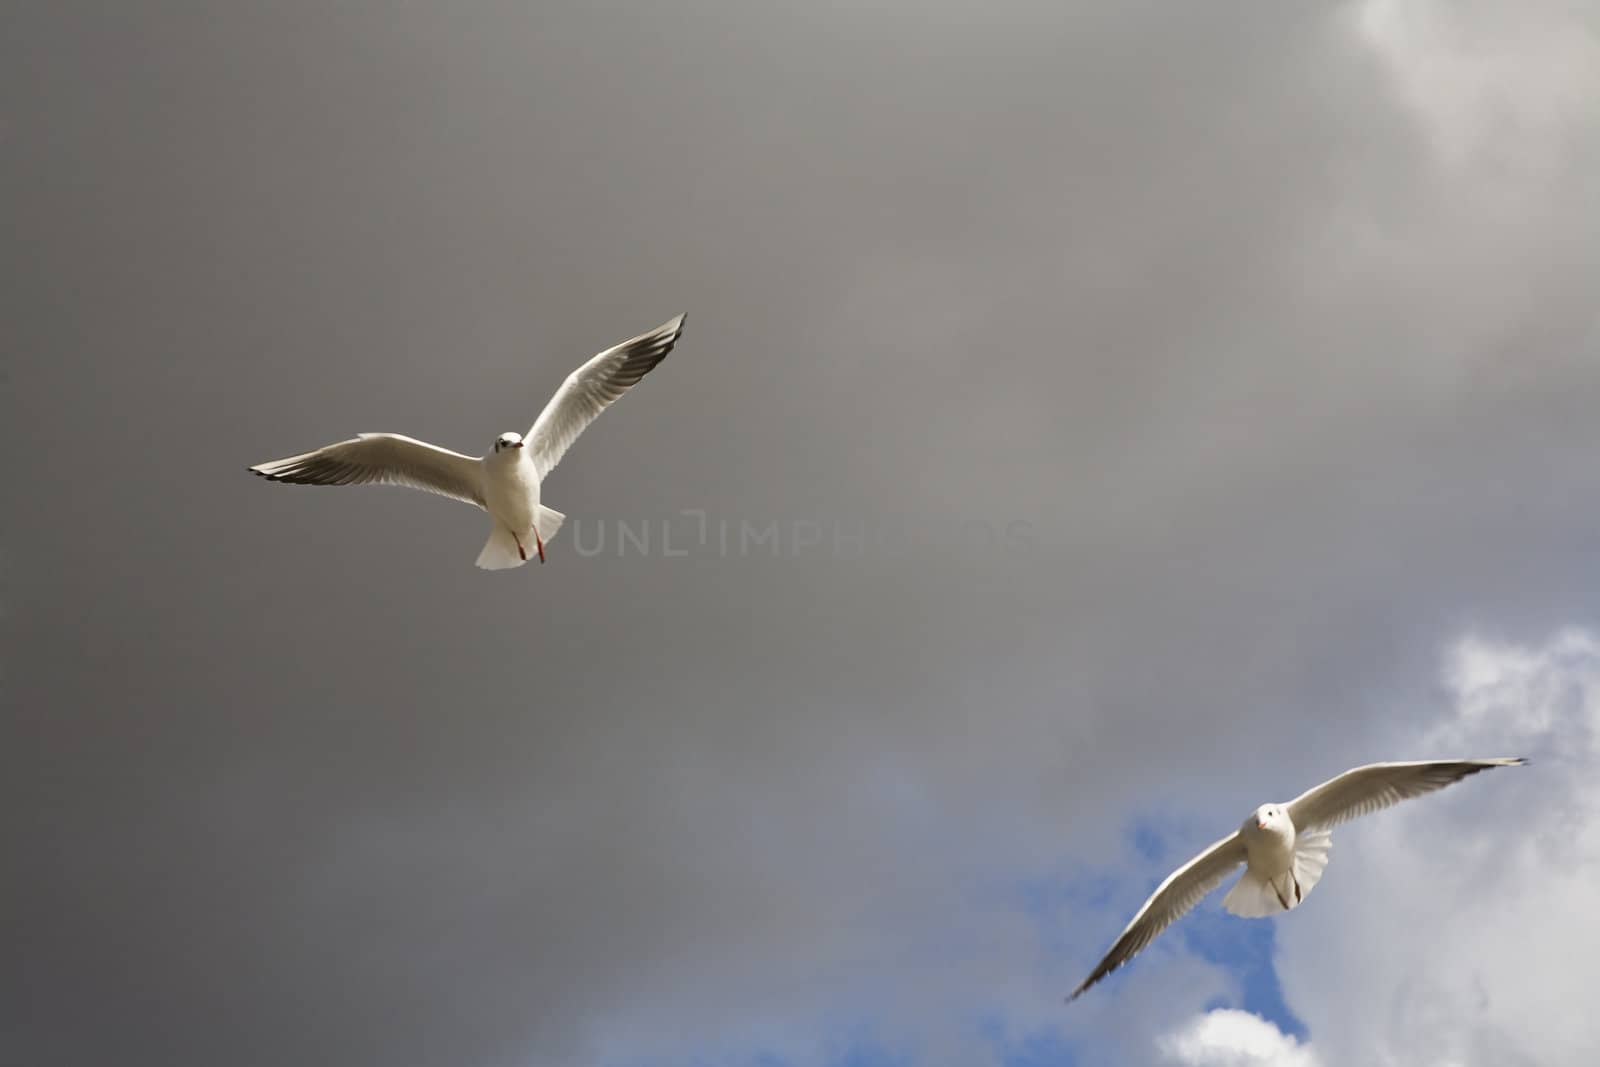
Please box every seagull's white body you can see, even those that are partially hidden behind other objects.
[1221,803,1331,919]
[476,434,557,569]
[1244,816,1295,876]
[250,314,685,569]
[1068,757,1527,1001]
[481,442,541,544]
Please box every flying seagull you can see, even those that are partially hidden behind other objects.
[249,314,685,569]
[1068,757,1527,1001]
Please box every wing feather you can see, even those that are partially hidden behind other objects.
[526,314,684,477]
[1286,758,1527,833]
[1069,832,1247,1001]
[249,433,486,509]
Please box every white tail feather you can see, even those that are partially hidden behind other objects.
[1222,830,1334,918]
[476,525,528,570]
[1292,827,1332,899]
[1222,869,1288,918]
[474,506,567,571]
[536,505,566,545]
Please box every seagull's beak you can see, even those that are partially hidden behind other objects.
[1256,820,1267,830]
[514,441,523,448]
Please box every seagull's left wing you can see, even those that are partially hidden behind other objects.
[526,314,684,478]
[1286,758,1527,833]
[249,433,486,509]
[1069,831,1247,1001]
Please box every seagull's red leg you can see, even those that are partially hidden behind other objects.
[513,532,527,562]
[535,530,546,564]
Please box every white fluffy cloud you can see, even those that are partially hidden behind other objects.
[1353,0,1600,174]
[1266,628,1600,1066]
[1159,1010,1321,1067]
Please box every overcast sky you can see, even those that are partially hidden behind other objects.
[6,2,1600,1065]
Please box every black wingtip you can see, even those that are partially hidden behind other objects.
[1067,970,1106,1003]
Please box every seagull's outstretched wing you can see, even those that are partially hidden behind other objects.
[1286,758,1527,833]
[526,314,684,478]
[249,433,486,509]
[1070,832,1247,1001]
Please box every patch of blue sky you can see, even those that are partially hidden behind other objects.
[649,1031,1076,1067]
[606,1019,916,1067]
[1180,904,1306,1040]
[978,1015,1081,1067]
[827,1041,915,1067]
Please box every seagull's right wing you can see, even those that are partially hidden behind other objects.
[1286,758,1528,833]
[1069,831,1247,1001]
[526,314,684,478]
[249,433,486,509]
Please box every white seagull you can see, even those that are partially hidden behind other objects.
[250,314,685,569]
[1068,757,1527,1001]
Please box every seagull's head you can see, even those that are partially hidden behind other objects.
[1247,804,1286,835]
[493,432,524,454]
